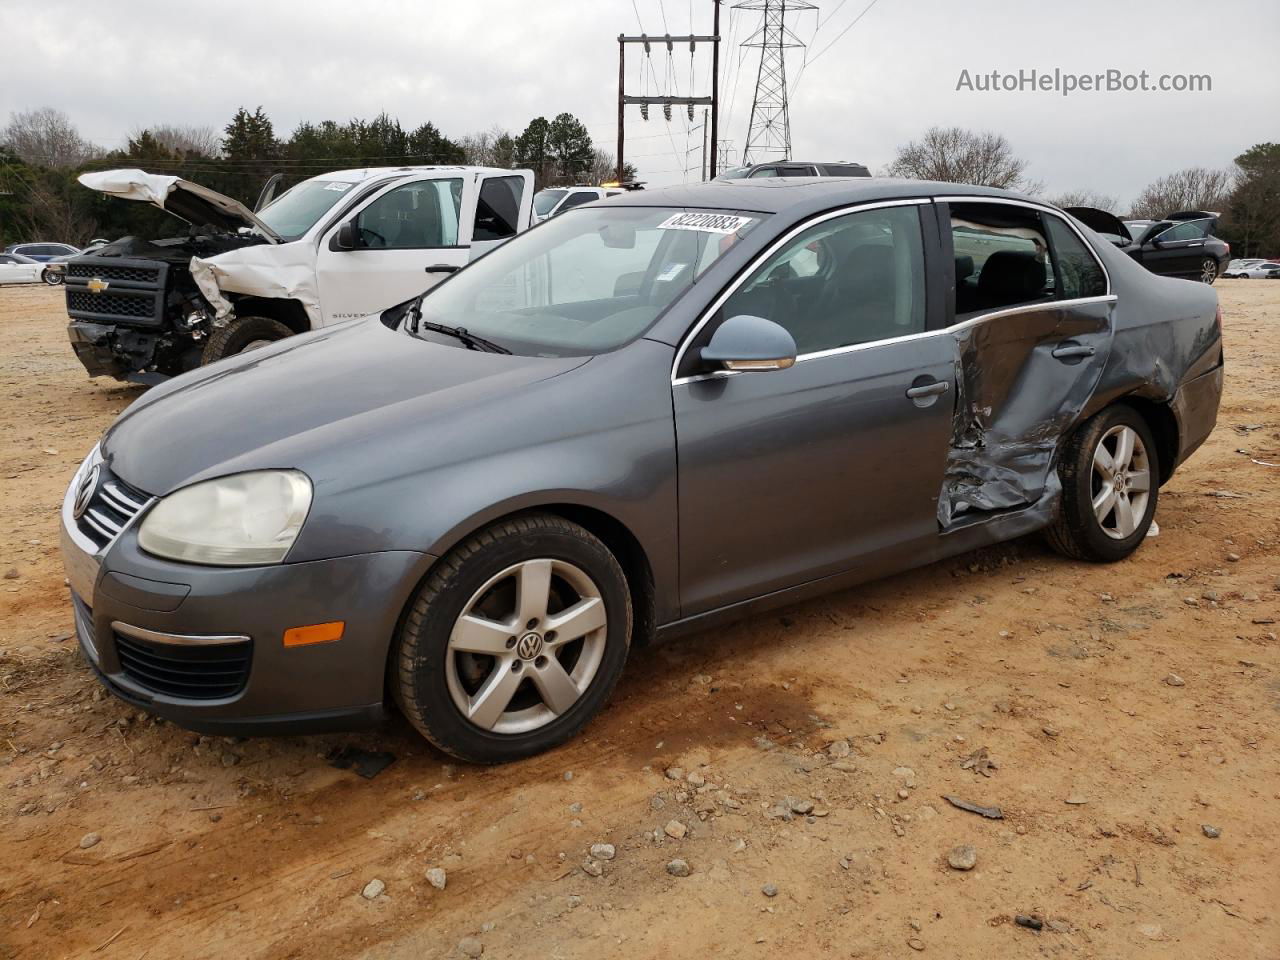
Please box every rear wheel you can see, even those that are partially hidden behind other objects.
[1046,405,1159,563]
[42,269,63,286]
[201,315,293,365]
[1200,258,1218,284]
[394,514,632,763]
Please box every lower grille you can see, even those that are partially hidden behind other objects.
[113,633,252,700]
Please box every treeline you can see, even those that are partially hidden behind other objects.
[887,126,1280,258]
[0,106,635,246]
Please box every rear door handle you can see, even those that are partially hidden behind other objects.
[905,380,950,399]
[1052,342,1096,360]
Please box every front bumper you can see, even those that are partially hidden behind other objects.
[60,463,435,735]
[67,319,176,383]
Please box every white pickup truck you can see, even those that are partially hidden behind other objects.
[64,165,535,382]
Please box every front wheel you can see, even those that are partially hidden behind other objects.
[200,315,293,365]
[1046,405,1159,563]
[393,514,632,763]
[42,269,64,286]
[1200,258,1218,284]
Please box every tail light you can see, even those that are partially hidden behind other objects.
[1215,304,1223,337]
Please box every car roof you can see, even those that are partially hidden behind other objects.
[603,177,1036,215]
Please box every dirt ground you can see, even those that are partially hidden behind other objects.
[0,281,1277,960]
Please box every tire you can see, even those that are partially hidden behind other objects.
[1200,258,1218,284]
[394,513,632,763]
[1046,405,1159,563]
[200,315,293,365]
[42,269,64,286]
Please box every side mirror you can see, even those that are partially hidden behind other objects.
[700,314,797,372]
[333,221,358,251]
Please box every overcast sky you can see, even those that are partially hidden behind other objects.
[4,0,1276,205]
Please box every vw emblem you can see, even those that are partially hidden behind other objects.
[515,632,544,660]
[73,464,100,520]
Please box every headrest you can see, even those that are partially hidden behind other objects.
[977,250,1044,303]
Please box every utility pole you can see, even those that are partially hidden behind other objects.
[616,36,626,183]
[735,0,815,165]
[709,0,721,178]
[615,17,721,184]
[702,109,709,181]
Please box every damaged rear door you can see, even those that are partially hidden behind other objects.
[939,200,1114,526]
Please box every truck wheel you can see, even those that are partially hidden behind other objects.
[201,316,293,365]
[1046,405,1159,563]
[393,513,632,763]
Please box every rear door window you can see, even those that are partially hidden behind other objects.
[950,204,1053,315]
[1044,215,1107,299]
[473,176,526,241]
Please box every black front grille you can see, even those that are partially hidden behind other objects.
[113,633,252,700]
[67,290,156,319]
[65,255,168,327]
[74,469,151,550]
[66,262,160,284]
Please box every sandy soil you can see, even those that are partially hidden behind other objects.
[0,281,1277,960]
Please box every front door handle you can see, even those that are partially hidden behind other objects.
[425,264,460,274]
[905,380,950,399]
[1052,342,1096,360]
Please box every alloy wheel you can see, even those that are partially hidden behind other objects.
[445,558,608,735]
[1091,424,1151,539]
[1201,258,1217,284]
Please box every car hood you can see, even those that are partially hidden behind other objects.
[78,169,282,242]
[102,318,588,495]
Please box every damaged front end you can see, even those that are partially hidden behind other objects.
[64,234,263,384]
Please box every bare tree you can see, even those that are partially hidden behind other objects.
[129,123,222,158]
[886,126,1036,191]
[2,107,99,168]
[460,125,513,167]
[1045,189,1120,213]
[1128,167,1233,218]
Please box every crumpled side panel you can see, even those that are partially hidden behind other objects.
[938,300,1113,527]
[190,245,322,327]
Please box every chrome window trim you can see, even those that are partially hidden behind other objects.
[937,195,1112,295]
[672,293,1118,386]
[112,621,251,647]
[669,198,930,383]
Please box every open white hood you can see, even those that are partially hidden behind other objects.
[78,169,281,243]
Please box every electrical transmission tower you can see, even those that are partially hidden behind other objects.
[735,0,815,165]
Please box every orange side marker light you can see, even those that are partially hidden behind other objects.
[283,621,345,647]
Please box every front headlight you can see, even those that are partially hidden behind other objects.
[138,470,312,566]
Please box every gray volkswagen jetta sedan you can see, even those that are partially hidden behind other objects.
[60,178,1223,762]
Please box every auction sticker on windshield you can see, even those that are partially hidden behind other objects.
[658,212,756,234]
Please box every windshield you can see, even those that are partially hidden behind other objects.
[533,189,567,216]
[413,206,767,357]
[256,179,356,240]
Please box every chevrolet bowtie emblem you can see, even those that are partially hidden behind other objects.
[87,277,110,293]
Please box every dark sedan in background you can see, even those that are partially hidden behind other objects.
[716,159,872,180]
[1068,208,1230,283]
[61,178,1223,763]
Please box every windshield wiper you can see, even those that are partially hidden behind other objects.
[408,301,510,354]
